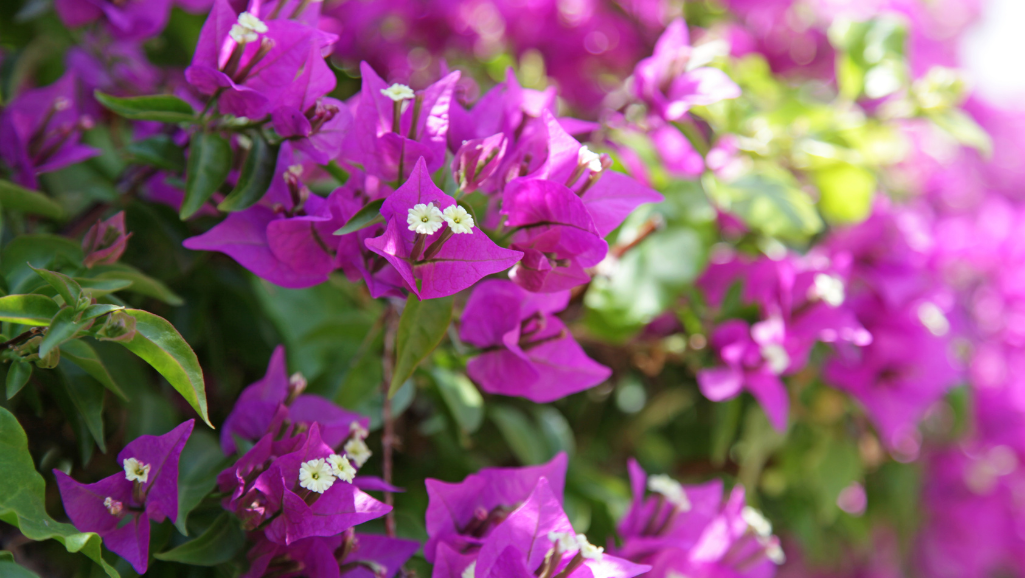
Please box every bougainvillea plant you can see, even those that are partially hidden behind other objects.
[0,0,1019,577]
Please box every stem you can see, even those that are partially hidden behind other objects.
[1,327,43,349]
[381,306,398,538]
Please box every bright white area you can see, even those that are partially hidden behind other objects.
[961,0,1025,109]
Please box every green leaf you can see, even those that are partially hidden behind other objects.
[74,278,133,298]
[88,264,184,306]
[218,133,280,212]
[432,367,483,434]
[174,431,227,535]
[813,162,877,224]
[155,512,245,566]
[124,135,187,172]
[6,362,31,399]
[0,295,59,326]
[929,108,993,158]
[390,295,453,396]
[0,407,120,577]
[79,304,125,322]
[39,308,84,358]
[30,266,83,309]
[181,132,232,220]
[334,199,385,235]
[94,91,195,123]
[60,340,127,400]
[0,180,64,219]
[490,405,548,465]
[116,309,211,426]
[321,161,350,184]
[705,172,823,242]
[1,235,84,294]
[59,360,106,452]
[0,560,41,578]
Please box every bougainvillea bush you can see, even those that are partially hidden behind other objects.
[0,0,1018,576]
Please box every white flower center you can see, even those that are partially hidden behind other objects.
[407,202,445,235]
[578,146,603,172]
[742,506,773,538]
[345,437,373,468]
[350,421,368,440]
[298,458,336,494]
[229,12,267,44]
[546,531,604,561]
[381,83,415,102]
[461,561,476,578]
[54,97,72,112]
[647,474,692,510]
[123,458,150,484]
[810,273,845,307]
[327,453,356,483]
[917,302,950,336]
[103,497,123,516]
[760,344,790,375]
[443,205,475,234]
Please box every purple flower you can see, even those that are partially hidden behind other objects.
[185,0,337,119]
[615,460,784,578]
[219,345,369,455]
[0,72,100,189]
[424,452,568,562]
[249,423,391,545]
[54,0,172,40]
[364,157,523,300]
[447,68,557,150]
[459,280,611,402]
[445,477,649,578]
[697,319,792,432]
[633,18,741,121]
[183,144,353,289]
[244,531,420,578]
[54,420,195,574]
[350,63,459,182]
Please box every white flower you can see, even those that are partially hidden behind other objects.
[647,474,692,510]
[298,458,336,494]
[123,458,150,484]
[381,83,415,102]
[578,145,603,172]
[443,205,475,234]
[103,497,123,516]
[918,302,950,337]
[229,12,267,44]
[350,421,369,440]
[54,97,71,112]
[741,506,773,538]
[407,202,445,235]
[577,534,604,561]
[760,344,790,375]
[810,273,845,307]
[461,561,476,578]
[327,453,356,483]
[765,539,786,564]
[287,165,304,178]
[345,437,372,467]
[548,531,579,552]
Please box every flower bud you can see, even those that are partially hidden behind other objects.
[82,212,131,268]
[96,311,137,342]
[452,133,506,194]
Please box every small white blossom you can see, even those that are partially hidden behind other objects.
[298,458,336,494]
[103,497,123,516]
[345,437,372,467]
[647,474,692,510]
[443,205,475,234]
[461,561,476,578]
[407,202,445,235]
[123,458,150,484]
[350,421,369,440]
[578,145,603,172]
[381,83,415,102]
[229,12,267,44]
[327,453,356,483]
[765,539,786,564]
[760,344,790,375]
[54,97,72,111]
[918,302,950,337]
[548,531,579,552]
[287,165,304,178]
[810,274,845,307]
[742,506,773,538]
[577,534,604,561]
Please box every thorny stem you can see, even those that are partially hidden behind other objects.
[382,306,398,538]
